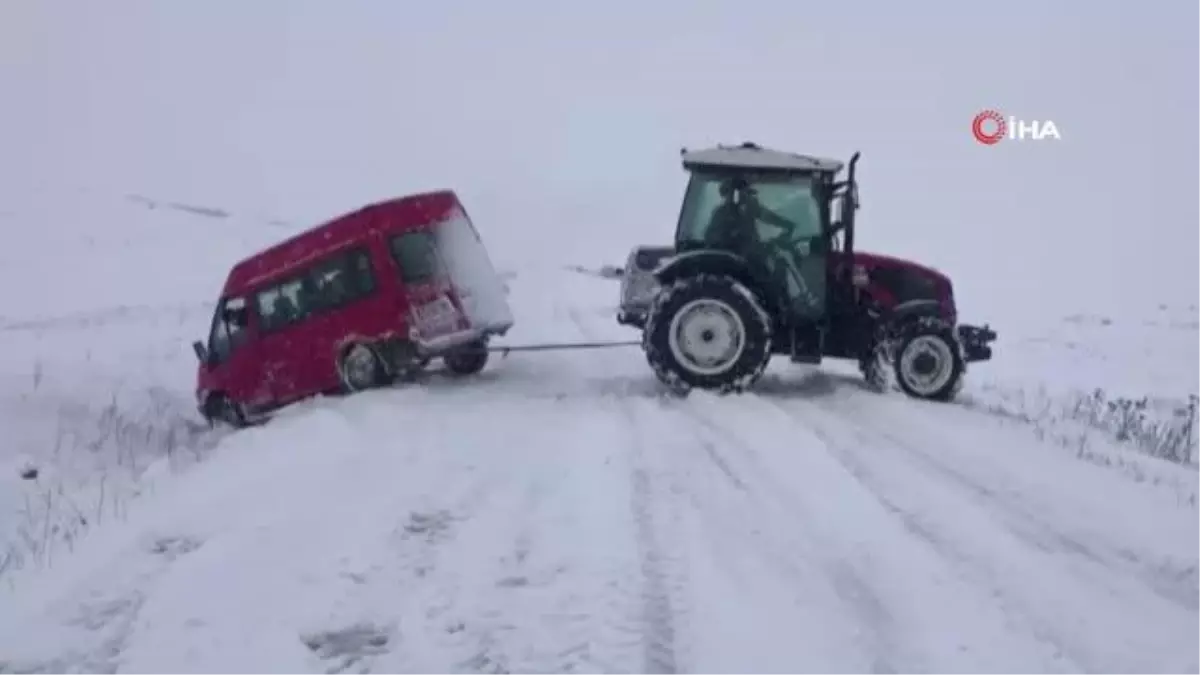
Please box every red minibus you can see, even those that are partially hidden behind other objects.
[192,190,513,426]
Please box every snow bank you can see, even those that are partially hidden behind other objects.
[0,188,293,585]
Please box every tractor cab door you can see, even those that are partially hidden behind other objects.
[677,171,827,323]
[745,178,826,323]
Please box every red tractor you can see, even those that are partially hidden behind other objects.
[616,142,996,401]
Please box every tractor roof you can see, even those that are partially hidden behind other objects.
[681,142,844,174]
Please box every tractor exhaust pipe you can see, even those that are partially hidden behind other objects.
[843,151,861,283]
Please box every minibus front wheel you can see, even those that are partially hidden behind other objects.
[203,393,249,429]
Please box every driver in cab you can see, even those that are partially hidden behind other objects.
[707,177,795,256]
[706,176,818,315]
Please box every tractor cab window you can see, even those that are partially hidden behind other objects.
[676,172,823,253]
[207,296,249,365]
[750,178,823,248]
[676,170,828,319]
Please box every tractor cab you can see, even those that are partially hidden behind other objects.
[655,143,860,358]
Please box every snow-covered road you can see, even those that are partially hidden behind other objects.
[0,268,1196,674]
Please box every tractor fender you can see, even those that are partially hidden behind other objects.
[876,299,950,348]
[886,299,943,324]
[654,250,777,308]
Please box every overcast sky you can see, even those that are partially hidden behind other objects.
[1,1,1196,319]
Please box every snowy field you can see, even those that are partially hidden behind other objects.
[0,188,1195,673]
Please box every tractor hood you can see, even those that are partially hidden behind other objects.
[835,250,951,285]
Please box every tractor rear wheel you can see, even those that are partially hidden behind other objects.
[643,274,772,394]
[892,317,964,402]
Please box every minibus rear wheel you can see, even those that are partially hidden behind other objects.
[339,343,388,392]
[443,341,489,376]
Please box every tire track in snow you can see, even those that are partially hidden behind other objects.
[563,299,941,670]
[816,389,1200,605]
[0,535,205,674]
[279,396,545,674]
[672,390,1116,672]
[831,395,1199,610]
[671,401,905,672]
[346,369,662,670]
[137,401,484,673]
[768,390,1196,673]
[330,404,543,674]
[765,396,1087,671]
[564,306,687,674]
[618,401,683,674]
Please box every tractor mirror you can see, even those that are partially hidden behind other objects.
[192,340,209,364]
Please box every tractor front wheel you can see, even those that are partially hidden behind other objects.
[643,274,772,394]
[892,317,964,402]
